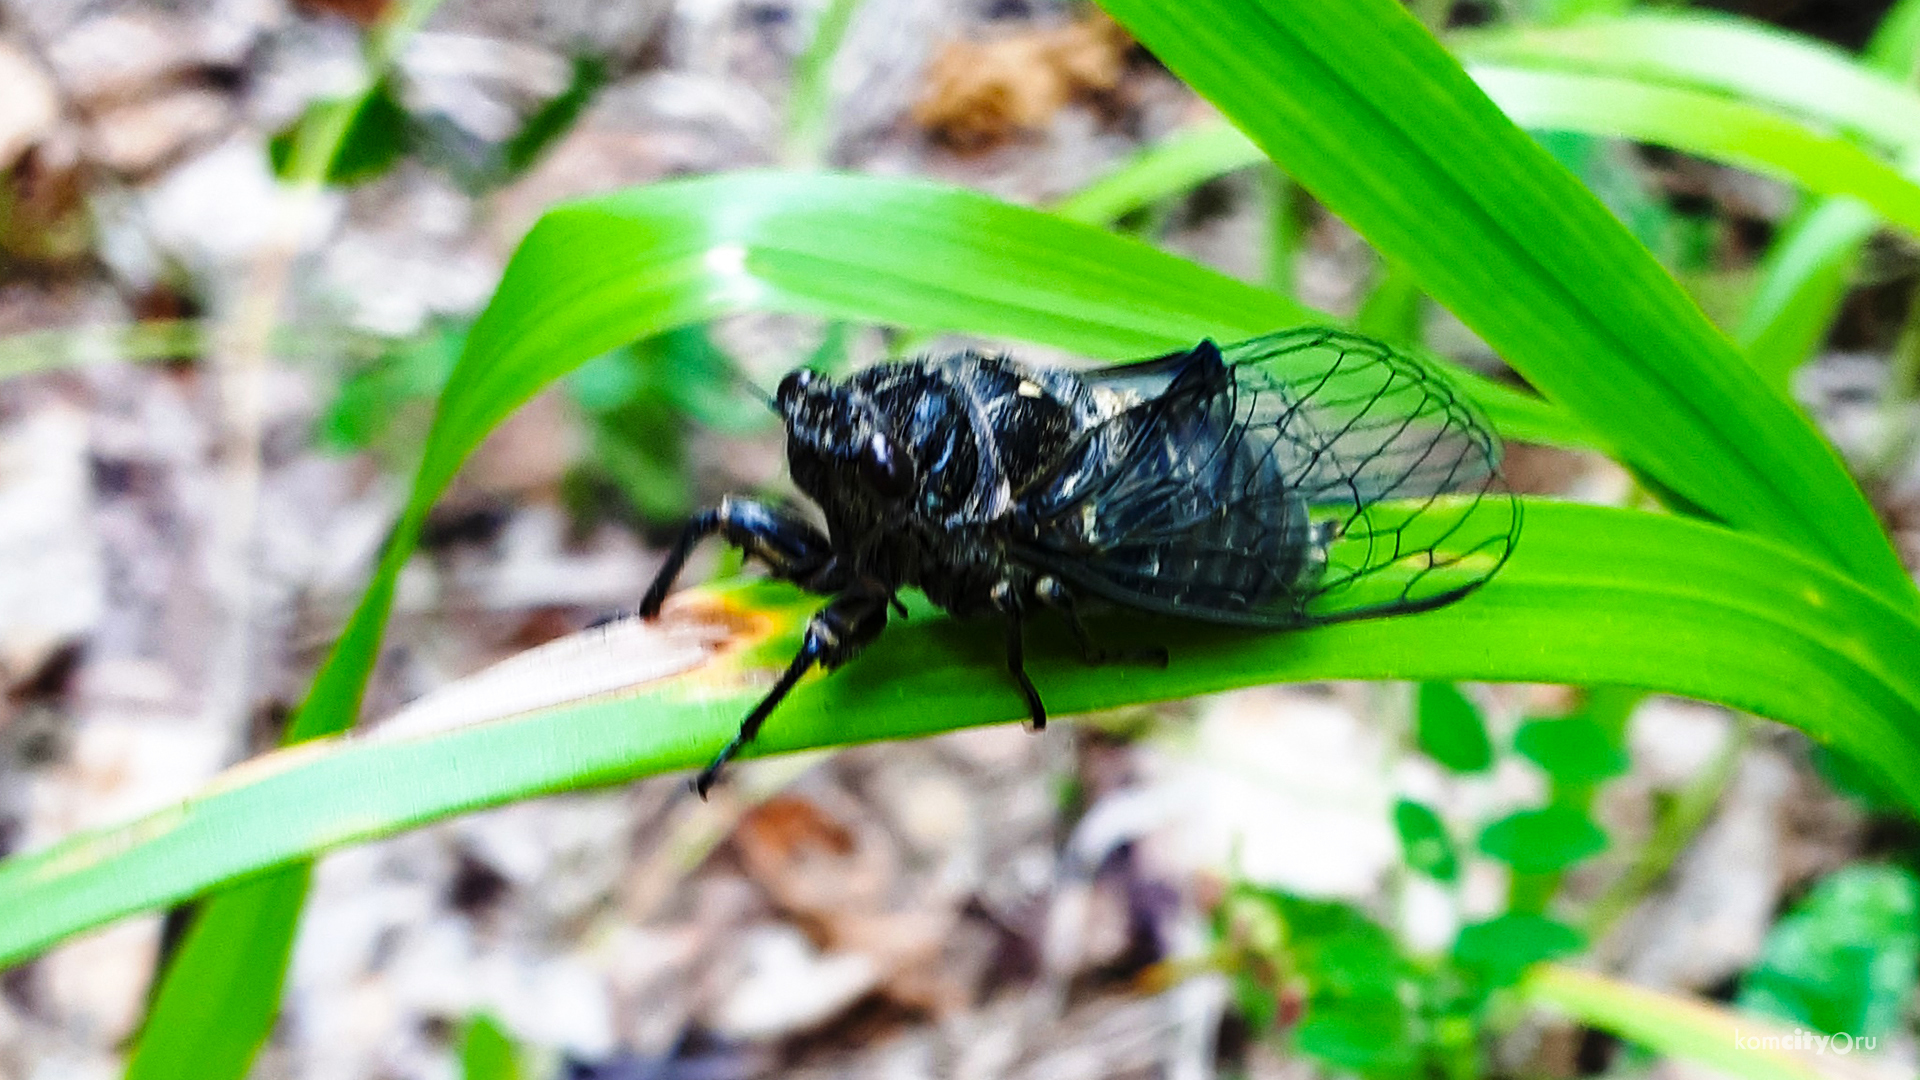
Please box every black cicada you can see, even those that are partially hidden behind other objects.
[640,327,1519,795]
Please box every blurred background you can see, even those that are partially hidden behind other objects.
[0,0,1917,1077]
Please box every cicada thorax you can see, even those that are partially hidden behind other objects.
[861,353,1094,518]
[781,352,1096,606]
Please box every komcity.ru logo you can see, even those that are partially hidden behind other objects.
[1734,1027,1878,1055]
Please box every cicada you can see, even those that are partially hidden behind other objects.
[641,328,1519,795]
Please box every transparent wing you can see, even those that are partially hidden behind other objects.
[1010,327,1519,627]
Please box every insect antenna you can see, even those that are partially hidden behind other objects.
[728,366,779,413]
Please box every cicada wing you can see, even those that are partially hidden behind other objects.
[1226,328,1519,623]
[1013,328,1518,627]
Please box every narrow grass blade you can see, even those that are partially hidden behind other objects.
[1740,198,1882,386]
[1523,965,1867,1080]
[1051,123,1267,225]
[1738,0,1920,382]
[3,501,1920,965]
[1470,65,1920,241]
[123,867,311,1080]
[1456,13,1920,159]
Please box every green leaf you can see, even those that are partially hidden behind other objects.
[630,326,770,434]
[1235,892,1431,1078]
[1514,715,1629,784]
[130,169,1571,1080]
[1294,1004,1421,1079]
[568,327,771,524]
[1051,122,1269,226]
[1096,0,1912,600]
[1416,683,1493,774]
[1241,890,1409,998]
[1737,198,1880,385]
[1300,921,1406,1000]
[138,2,453,1075]
[502,55,607,177]
[1454,912,1585,988]
[1531,131,1674,263]
[1454,14,1920,160]
[320,320,465,452]
[1462,12,1920,385]
[1392,799,1459,882]
[269,79,409,186]
[585,400,694,522]
[7,501,1920,965]
[1738,1,1920,384]
[1467,63,1920,241]
[460,1013,521,1080]
[123,867,311,1080]
[1059,73,1920,375]
[1737,864,1920,1037]
[1352,261,1425,343]
[1060,56,1920,251]
[1867,0,1920,79]
[1479,806,1608,874]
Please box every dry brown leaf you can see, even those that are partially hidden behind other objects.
[913,14,1131,152]
[733,792,895,920]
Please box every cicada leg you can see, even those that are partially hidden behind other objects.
[990,581,1049,731]
[1003,617,1047,731]
[640,496,846,618]
[694,589,889,798]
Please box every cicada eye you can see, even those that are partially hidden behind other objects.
[776,368,816,407]
[858,431,914,499]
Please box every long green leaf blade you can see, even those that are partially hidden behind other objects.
[1524,965,1835,1080]
[1095,0,1912,601]
[1738,0,1920,382]
[1470,65,1920,240]
[123,868,311,1080]
[2,501,1919,965]
[1456,14,1920,159]
[1058,81,1920,248]
[109,168,1581,1080]
[1739,198,1882,385]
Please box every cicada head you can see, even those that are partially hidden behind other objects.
[776,368,920,528]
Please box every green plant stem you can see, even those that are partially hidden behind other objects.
[1261,166,1300,292]
[1583,716,1754,942]
[0,320,353,382]
[785,0,863,167]
[1522,964,1830,1080]
[125,5,448,1080]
